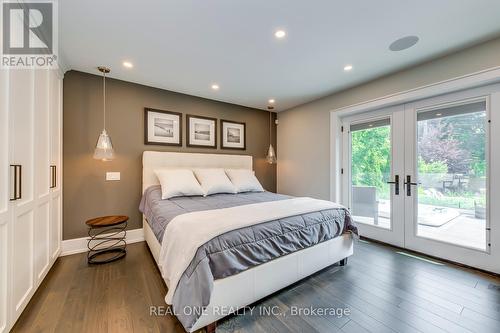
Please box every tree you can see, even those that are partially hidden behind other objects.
[418,120,468,173]
[351,110,486,194]
[417,111,486,175]
[351,126,391,190]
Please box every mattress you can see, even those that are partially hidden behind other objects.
[139,185,292,242]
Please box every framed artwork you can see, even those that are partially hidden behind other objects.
[144,108,182,146]
[186,114,217,148]
[221,119,246,150]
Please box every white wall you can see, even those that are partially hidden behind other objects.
[277,37,500,199]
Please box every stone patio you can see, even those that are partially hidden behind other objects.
[352,200,486,251]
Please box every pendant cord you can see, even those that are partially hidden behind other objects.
[269,111,272,145]
[103,71,106,130]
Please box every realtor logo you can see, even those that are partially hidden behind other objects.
[1,0,58,68]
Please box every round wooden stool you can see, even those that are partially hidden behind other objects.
[86,215,128,264]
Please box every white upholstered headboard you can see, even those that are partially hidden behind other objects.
[142,151,253,191]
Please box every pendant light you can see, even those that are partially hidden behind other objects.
[266,107,277,164]
[93,66,115,161]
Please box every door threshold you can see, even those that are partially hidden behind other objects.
[396,251,444,265]
[359,236,500,278]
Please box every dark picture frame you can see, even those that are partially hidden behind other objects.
[144,108,182,146]
[220,119,246,150]
[186,114,217,148]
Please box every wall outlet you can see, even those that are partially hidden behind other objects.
[106,172,121,181]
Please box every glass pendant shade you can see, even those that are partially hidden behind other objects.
[266,109,277,164]
[266,144,277,164]
[93,129,115,161]
[93,66,115,161]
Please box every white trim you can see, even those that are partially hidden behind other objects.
[60,228,145,256]
[329,115,342,203]
[331,66,500,116]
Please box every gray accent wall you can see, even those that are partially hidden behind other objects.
[277,37,500,200]
[63,71,276,240]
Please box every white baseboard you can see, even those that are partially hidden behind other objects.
[60,228,145,256]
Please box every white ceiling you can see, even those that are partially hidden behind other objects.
[60,0,500,111]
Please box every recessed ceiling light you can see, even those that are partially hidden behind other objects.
[211,84,219,90]
[389,36,419,52]
[274,30,286,39]
[344,65,353,71]
[122,61,133,68]
[268,99,275,104]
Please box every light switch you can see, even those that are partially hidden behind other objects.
[106,172,121,181]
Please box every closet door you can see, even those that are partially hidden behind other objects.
[0,69,10,333]
[9,69,36,320]
[33,69,51,283]
[49,69,62,260]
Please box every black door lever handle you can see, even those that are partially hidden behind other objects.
[386,175,400,195]
[405,175,419,196]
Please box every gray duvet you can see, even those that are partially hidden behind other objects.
[139,186,357,331]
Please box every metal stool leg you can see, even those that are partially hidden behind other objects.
[87,221,127,264]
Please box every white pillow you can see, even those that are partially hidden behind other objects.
[154,169,205,199]
[193,168,237,195]
[225,169,265,193]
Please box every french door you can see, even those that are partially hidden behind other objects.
[342,106,405,247]
[342,85,499,272]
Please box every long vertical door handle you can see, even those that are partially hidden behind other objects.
[9,164,22,200]
[50,165,56,188]
[10,165,18,201]
[17,165,22,199]
[405,175,419,196]
[386,175,400,195]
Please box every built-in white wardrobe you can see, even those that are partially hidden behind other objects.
[0,67,63,332]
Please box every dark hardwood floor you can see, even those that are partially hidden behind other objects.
[12,240,500,333]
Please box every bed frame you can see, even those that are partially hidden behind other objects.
[142,151,353,332]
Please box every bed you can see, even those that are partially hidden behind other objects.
[140,151,356,332]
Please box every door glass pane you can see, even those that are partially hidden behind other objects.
[416,101,487,250]
[350,118,391,229]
